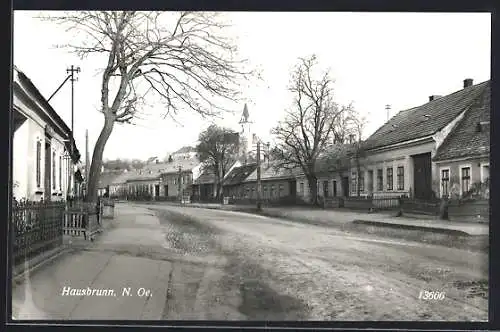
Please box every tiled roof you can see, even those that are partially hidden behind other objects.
[244,161,301,182]
[194,170,216,184]
[126,158,200,182]
[223,163,257,186]
[363,81,489,150]
[433,82,490,161]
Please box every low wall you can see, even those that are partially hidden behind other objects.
[447,199,489,223]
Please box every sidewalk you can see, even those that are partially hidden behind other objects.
[165,202,488,236]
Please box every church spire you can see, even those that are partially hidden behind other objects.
[239,103,250,124]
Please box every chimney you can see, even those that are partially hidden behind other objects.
[463,78,473,88]
[429,95,442,102]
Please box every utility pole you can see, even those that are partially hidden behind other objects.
[256,141,262,211]
[67,65,80,197]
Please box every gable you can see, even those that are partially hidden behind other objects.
[363,81,488,151]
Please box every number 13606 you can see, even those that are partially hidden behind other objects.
[418,290,445,300]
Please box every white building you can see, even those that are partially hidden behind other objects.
[12,67,82,202]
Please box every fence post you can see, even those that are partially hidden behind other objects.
[396,196,403,217]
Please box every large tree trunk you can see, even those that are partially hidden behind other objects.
[85,115,115,203]
[307,174,319,206]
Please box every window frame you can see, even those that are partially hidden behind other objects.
[386,167,393,191]
[459,164,472,196]
[439,167,450,198]
[36,139,42,188]
[396,166,404,191]
[376,168,383,191]
[480,162,489,183]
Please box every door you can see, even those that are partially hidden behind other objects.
[333,180,337,197]
[412,153,432,199]
[323,180,329,198]
[289,180,297,197]
[155,184,160,197]
[342,177,349,197]
[164,185,168,197]
[44,141,51,201]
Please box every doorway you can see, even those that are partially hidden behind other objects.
[342,177,349,197]
[412,152,432,199]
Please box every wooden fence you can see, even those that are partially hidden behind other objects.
[64,201,101,239]
[12,200,65,266]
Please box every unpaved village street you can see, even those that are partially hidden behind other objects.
[12,202,487,321]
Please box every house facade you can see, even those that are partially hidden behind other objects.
[240,162,299,201]
[433,82,490,199]
[351,78,489,200]
[12,67,82,202]
[295,145,354,201]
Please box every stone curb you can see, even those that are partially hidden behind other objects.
[352,219,470,236]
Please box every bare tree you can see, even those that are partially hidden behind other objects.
[271,55,350,205]
[196,125,240,201]
[42,11,253,202]
[325,106,367,197]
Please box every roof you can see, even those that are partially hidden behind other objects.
[194,169,216,184]
[318,144,357,172]
[98,171,123,188]
[363,81,489,150]
[173,146,196,154]
[223,163,257,186]
[13,67,81,162]
[126,158,200,182]
[110,170,140,185]
[433,82,490,161]
[244,161,301,182]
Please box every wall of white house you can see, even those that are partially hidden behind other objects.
[13,93,74,202]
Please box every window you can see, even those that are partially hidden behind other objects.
[386,167,393,191]
[279,184,284,196]
[377,169,383,191]
[397,166,404,190]
[367,170,374,192]
[52,151,56,190]
[59,156,62,190]
[323,180,329,197]
[441,169,450,197]
[174,178,177,185]
[351,172,357,194]
[332,180,337,197]
[36,141,41,187]
[359,172,364,192]
[461,167,471,195]
[481,164,489,182]
[299,182,304,194]
[271,184,275,197]
[263,185,268,198]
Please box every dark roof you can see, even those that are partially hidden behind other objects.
[363,81,489,150]
[244,161,301,182]
[223,163,257,186]
[194,170,216,184]
[433,83,490,161]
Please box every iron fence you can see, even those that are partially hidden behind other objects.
[12,200,65,266]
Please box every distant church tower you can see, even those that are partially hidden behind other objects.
[238,103,253,162]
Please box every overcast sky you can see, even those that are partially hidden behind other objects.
[13,11,491,161]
